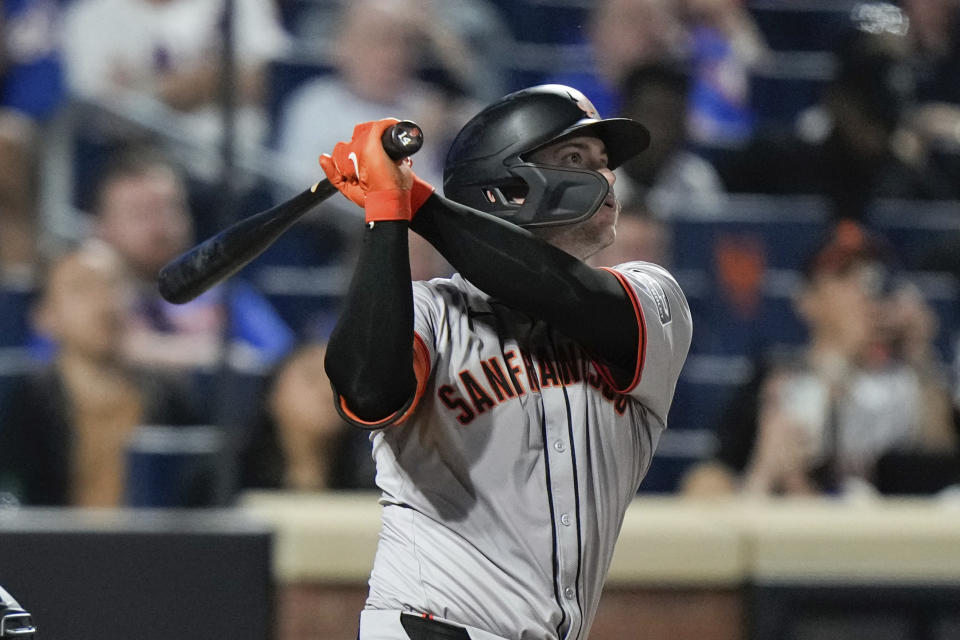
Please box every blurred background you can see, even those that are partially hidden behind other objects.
[0,0,960,638]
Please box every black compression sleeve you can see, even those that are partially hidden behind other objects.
[324,221,417,422]
[410,194,639,372]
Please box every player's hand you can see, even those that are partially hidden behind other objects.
[319,119,415,223]
[317,159,435,216]
[317,153,366,209]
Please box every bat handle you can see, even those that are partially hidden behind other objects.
[305,120,422,196]
[381,120,423,161]
[305,119,422,203]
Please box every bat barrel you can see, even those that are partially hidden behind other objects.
[157,183,336,304]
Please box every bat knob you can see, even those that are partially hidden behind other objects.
[382,121,423,161]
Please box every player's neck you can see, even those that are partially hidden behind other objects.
[533,228,604,262]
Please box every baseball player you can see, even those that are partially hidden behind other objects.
[318,85,692,640]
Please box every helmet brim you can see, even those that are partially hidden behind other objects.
[546,118,651,170]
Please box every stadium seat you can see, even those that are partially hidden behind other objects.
[0,285,34,348]
[748,2,854,52]
[642,353,753,493]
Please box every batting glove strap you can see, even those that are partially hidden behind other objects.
[410,175,436,214]
[366,188,412,223]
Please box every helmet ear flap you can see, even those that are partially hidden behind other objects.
[509,164,609,227]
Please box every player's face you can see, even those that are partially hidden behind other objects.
[526,135,620,259]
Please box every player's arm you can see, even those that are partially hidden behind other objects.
[410,193,639,374]
[319,121,418,424]
[325,222,417,423]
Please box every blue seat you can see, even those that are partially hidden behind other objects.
[867,200,960,358]
[190,367,269,429]
[0,341,34,446]
[640,455,698,494]
[868,200,960,271]
[751,74,826,126]
[265,59,333,147]
[239,214,348,339]
[748,4,852,52]
[669,198,826,357]
[669,354,753,432]
[686,292,806,358]
[639,354,753,493]
[486,0,588,44]
[899,271,960,362]
[0,286,36,348]
[670,197,829,272]
[0,370,27,436]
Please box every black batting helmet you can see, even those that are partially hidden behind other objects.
[443,84,650,227]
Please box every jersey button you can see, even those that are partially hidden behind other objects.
[564,587,575,599]
[560,513,571,526]
[553,441,566,453]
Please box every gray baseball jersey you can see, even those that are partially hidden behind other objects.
[342,261,692,640]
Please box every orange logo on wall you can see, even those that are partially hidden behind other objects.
[714,234,766,318]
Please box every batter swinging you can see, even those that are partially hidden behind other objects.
[318,85,692,640]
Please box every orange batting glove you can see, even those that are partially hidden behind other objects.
[318,119,419,223]
[410,172,436,214]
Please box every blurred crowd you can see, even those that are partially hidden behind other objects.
[0,0,959,508]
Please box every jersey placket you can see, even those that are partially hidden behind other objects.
[540,382,583,639]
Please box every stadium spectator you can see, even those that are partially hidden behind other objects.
[544,0,764,148]
[284,0,513,104]
[545,0,687,118]
[681,222,959,497]
[239,341,376,492]
[60,0,289,177]
[678,0,769,147]
[901,0,960,104]
[615,61,725,217]
[717,18,959,221]
[896,0,960,194]
[0,242,201,506]
[0,0,64,283]
[90,145,294,371]
[273,0,481,200]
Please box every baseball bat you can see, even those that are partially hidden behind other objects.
[157,121,423,304]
